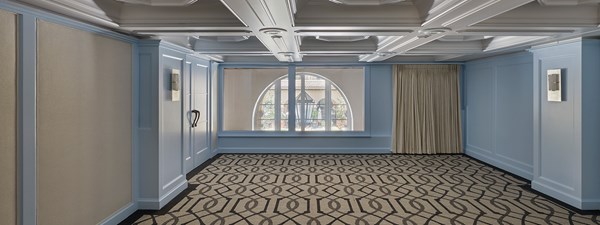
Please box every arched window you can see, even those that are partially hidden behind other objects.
[252,72,353,131]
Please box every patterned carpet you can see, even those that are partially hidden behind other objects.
[125,154,600,225]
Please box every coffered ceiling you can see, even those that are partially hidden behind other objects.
[15,0,600,62]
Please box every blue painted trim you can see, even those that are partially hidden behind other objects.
[460,64,466,151]
[138,39,162,47]
[18,13,37,225]
[207,60,214,156]
[465,148,533,180]
[160,40,195,55]
[219,62,466,66]
[218,147,392,154]
[131,42,140,214]
[138,179,188,210]
[532,179,583,209]
[98,202,137,225]
[364,66,372,134]
[218,131,373,137]
[0,1,137,44]
[217,65,224,134]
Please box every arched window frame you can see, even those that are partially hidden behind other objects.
[251,72,354,131]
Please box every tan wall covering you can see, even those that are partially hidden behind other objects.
[37,20,132,225]
[0,9,17,225]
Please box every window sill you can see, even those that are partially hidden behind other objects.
[218,131,371,138]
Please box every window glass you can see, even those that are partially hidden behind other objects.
[295,67,364,131]
[223,68,288,131]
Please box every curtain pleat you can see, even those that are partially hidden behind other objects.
[392,64,462,154]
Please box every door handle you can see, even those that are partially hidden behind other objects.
[191,110,200,128]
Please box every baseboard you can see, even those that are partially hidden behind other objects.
[581,199,600,210]
[218,147,392,154]
[465,147,533,180]
[532,179,583,209]
[138,179,188,210]
[98,202,137,225]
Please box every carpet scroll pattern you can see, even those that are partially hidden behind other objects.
[130,154,600,224]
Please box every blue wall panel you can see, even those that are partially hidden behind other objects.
[464,52,534,179]
[531,39,600,209]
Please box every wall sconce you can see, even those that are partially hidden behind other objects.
[547,68,562,102]
[171,69,181,102]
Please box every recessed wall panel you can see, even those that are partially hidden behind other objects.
[37,20,132,225]
[0,9,17,225]
[465,67,494,151]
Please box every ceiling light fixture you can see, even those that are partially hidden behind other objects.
[418,27,452,38]
[259,27,287,36]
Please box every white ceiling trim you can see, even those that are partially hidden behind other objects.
[114,0,198,6]
[360,0,534,62]
[14,0,600,62]
[537,0,600,5]
[219,0,301,62]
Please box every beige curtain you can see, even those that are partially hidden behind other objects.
[392,64,462,154]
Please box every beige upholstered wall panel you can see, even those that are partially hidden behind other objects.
[37,20,132,225]
[0,9,17,225]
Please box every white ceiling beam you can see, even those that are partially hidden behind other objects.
[135,31,254,36]
[300,36,378,52]
[17,0,121,28]
[114,0,197,6]
[410,40,484,54]
[293,0,421,26]
[360,0,534,62]
[434,54,468,61]
[192,37,269,54]
[484,36,548,51]
[219,0,301,62]
[537,0,600,5]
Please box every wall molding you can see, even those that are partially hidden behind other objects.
[218,147,392,154]
[138,180,188,210]
[465,144,493,154]
[532,179,583,209]
[0,1,137,44]
[466,147,533,180]
[464,51,534,181]
[98,202,138,225]
[582,199,600,210]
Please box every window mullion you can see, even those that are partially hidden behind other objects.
[274,82,281,131]
[300,73,306,132]
[287,66,296,132]
[325,81,332,131]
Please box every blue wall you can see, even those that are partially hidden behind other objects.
[217,65,393,153]
[531,39,600,210]
[464,52,534,179]
[138,41,215,210]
